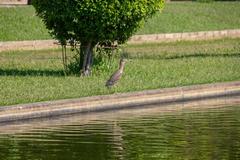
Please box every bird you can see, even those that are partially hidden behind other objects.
[106,58,127,88]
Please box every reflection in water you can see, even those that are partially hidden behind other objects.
[0,102,240,160]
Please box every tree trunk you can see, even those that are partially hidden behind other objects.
[79,44,85,73]
[79,41,94,76]
[86,45,94,74]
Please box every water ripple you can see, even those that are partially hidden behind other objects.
[0,104,240,160]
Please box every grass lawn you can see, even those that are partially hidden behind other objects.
[0,38,240,106]
[0,6,50,41]
[138,1,240,34]
[0,2,240,41]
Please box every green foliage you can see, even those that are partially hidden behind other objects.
[32,0,164,45]
[66,52,81,75]
[93,42,121,73]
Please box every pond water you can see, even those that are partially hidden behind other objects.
[0,99,240,160]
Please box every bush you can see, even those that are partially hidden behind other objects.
[32,0,164,75]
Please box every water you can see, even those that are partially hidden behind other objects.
[0,99,240,160]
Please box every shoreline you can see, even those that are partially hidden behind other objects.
[0,81,240,123]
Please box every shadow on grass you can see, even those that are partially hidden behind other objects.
[126,52,240,60]
[0,69,65,77]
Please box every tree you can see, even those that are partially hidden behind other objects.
[32,0,164,76]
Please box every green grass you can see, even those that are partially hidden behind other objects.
[0,38,240,106]
[138,2,240,34]
[0,6,51,41]
[0,2,240,41]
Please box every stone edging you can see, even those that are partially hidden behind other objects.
[0,81,240,123]
[0,29,240,52]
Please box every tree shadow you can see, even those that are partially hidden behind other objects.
[0,68,66,77]
[163,52,240,60]
[126,52,240,60]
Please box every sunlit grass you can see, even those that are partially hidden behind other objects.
[0,6,50,41]
[0,38,240,106]
[138,2,240,34]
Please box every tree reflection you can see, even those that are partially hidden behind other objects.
[0,106,240,160]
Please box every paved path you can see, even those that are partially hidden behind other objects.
[0,81,240,123]
[1,29,240,52]
[0,0,28,5]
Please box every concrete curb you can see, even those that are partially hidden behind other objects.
[0,81,240,123]
[1,29,240,52]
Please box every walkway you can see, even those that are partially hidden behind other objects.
[1,29,240,52]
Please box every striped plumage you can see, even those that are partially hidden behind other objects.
[106,59,126,87]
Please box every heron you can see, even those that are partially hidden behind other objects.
[106,58,127,87]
